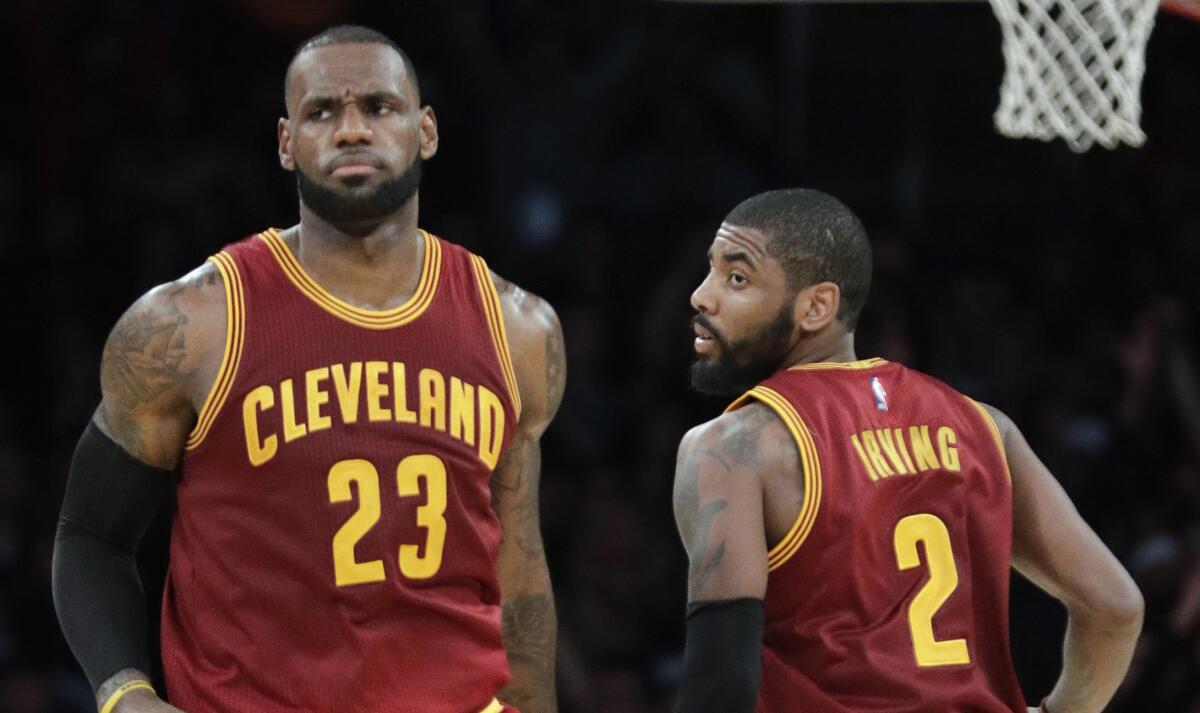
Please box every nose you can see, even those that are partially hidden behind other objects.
[334,104,373,147]
[691,271,717,315]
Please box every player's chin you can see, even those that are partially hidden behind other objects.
[332,174,381,190]
[689,360,735,396]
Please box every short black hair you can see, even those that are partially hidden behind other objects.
[726,188,873,331]
[285,24,419,102]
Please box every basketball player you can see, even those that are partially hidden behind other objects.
[672,189,1143,713]
[52,26,562,713]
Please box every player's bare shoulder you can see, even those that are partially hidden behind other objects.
[675,402,795,497]
[489,270,565,430]
[96,260,229,466]
[975,400,1016,441]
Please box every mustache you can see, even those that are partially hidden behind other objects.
[691,313,730,351]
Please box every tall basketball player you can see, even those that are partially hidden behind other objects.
[52,26,562,713]
[672,189,1143,713]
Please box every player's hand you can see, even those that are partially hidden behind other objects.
[114,688,186,712]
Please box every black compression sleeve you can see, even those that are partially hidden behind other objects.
[52,422,174,691]
[674,598,764,713]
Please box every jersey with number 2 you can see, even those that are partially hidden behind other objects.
[727,358,1027,713]
[163,228,521,713]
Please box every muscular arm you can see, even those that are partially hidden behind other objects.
[985,405,1144,713]
[53,263,225,712]
[671,403,795,713]
[490,274,564,713]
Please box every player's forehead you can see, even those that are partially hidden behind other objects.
[708,222,772,268]
[288,43,413,106]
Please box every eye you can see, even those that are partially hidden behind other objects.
[366,100,392,116]
[729,272,748,287]
[309,107,332,121]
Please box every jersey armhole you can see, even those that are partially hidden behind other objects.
[966,398,1012,486]
[469,255,523,422]
[185,252,246,450]
[727,386,823,572]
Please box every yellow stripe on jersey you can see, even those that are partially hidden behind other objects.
[259,228,442,330]
[470,255,522,421]
[967,399,1011,486]
[725,386,823,571]
[186,252,246,450]
[478,698,505,713]
[787,357,887,372]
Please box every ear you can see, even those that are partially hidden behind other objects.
[793,281,842,333]
[419,106,439,160]
[278,117,295,172]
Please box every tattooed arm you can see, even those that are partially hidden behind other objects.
[989,404,1143,713]
[53,262,226,713]
[94,263,226,465]
[673,402,801,603]
[671,403,797,713]
[491,274,564,713]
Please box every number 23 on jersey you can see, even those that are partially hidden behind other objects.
[327,455,448,586]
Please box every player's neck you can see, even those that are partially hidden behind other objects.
[782,332,857,368]
[284,199,426,310]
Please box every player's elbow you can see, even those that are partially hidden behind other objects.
[1102,578,1144,630]
[1069,569,1144,632]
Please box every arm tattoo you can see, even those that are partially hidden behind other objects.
[99,283,196,456]
[103,286,189,405]
[491,271,559,711]
[492,439,545,559]
[501,593,557,713]
[677,405,775,599]
[493,440,556,711]
[677,448,732,599]
[692,504,728,594]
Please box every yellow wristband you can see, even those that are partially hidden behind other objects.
[100,680,155,713]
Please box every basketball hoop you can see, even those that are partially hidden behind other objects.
[663,0,1197,150]
[988,0,1164,151]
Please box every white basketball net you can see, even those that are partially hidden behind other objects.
[989,0,1161,151]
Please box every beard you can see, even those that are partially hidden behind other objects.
[296,155,423,230]
[689,305,795,397]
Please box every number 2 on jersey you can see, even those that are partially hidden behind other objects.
[893,513,971,667]
[328,455,448,586]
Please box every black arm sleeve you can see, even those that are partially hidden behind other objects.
[51,421,174,691]
[674,598,764,713]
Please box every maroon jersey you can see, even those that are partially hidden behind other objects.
[164,229,521,713]
[727,358,1026,713]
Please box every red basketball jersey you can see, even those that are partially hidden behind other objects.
[164,229,521,713]
[727,358,1027,713]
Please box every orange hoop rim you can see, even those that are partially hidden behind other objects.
[1161,0,1200,20]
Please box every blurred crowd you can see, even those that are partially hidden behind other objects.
[2,1,1198,711]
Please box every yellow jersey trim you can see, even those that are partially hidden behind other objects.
[470,255,522,420]
[968,399,1012,486]
[186,252,246,450]
[478,698,504,713]
[259,228,441,330]
[726,386,823,572]
[787,357,887,371]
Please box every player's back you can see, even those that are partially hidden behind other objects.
[163,229,519,713]
[729,358,1026,713]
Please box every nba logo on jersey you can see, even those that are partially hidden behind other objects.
[870,376,888,412]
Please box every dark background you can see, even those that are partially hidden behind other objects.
[2,0,1199,711]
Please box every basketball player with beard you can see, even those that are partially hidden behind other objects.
[52,26,562,713]
[672,189,1143,713]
